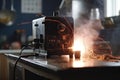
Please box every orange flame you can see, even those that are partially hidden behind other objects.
[72,38,86,54]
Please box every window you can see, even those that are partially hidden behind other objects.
[105,0,120,17]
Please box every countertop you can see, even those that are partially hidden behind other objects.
[6,53,120,80]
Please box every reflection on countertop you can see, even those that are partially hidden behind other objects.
[6,53,120,80]
[6,53,120,70]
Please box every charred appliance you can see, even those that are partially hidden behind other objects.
[32,16,74,57]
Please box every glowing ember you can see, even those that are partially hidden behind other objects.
[72,38,86,54]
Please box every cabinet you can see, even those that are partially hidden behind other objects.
[8,62,24,80]
[0,54,8,80]
[7,55,56,80]
[8,62,51,80]
[24,70,50,80]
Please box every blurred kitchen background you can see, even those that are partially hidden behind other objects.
[0,0,120,56]
[0,0,62,49]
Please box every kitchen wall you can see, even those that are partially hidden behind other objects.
[0,0,61,45]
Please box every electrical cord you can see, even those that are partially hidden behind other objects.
[13,46,26,80]
[13,41,34,80]
[13,38,45,80]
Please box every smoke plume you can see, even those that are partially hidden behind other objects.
[74,17,103,58]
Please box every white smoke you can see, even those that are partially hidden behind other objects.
[74,15,104,58]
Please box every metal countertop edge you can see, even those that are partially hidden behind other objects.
[0,49,33,54]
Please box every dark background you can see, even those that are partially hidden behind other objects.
[0,0,61,42]
[0,0,104,40]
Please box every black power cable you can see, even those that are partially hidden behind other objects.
[13,41,34,80]
[13,39,42,80]
[13,46,26,80]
